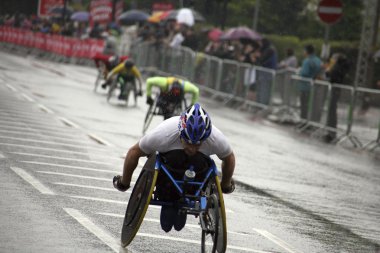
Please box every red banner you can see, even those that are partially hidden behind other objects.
[0,26,105,59]
[38,0,64,17]
[90,0,113,27]
[115,0,124,20]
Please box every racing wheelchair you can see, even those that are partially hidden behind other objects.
[120,153,227,253]
[142,93,187,134]
[107,75,138,107]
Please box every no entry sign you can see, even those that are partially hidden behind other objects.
[317,0,343,24]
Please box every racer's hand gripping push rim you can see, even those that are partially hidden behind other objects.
[118,154,228,253]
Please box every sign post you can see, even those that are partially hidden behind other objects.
[317,0,343,60]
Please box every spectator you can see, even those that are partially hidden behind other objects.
[169,24,185,48]
[89,22,102,39]
[324,53,350,143]
[279,48,298,69]
[256,38,277,105]
[298,44,322,120]
[182,28,198,51]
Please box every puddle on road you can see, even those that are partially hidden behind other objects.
[235,182,379,253]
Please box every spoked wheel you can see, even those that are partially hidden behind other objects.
[94,71,102,92]
[94,64,106,92]
[142,98,158,134]
[172,98,186,116]
[201,194,219,253]
[124,83,132,107]
[121,155,158,247]
[107,79,118,102]
[201,176,227,253]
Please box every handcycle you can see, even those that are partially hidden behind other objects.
[107,75,138,107]
[120,153,227,253]
[142,94,188,134]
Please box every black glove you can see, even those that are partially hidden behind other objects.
[137,90,143,97]
[221,178,235,194]
[146,96,154,105]
[113,175,130,192]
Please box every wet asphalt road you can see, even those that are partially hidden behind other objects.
[0,50,379,253]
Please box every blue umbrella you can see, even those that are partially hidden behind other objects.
[49,7,73,17]
[118,10,149,25]
[71,11,89,22]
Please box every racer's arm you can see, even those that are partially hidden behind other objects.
[183,81,199,104]
[120,143,147,186]
[131,66,143,92]
[106,62,124,80]
[146,77,169,97]
[220,152,235,191]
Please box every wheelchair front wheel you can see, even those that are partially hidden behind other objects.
[201,176,227,253]
[121,156,158,247]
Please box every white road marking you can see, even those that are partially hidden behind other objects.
[10,166,55,195]
[0,152,5,159]
[0,135,107,151]
[53,182,116,192]
[0,119,75,132]
[6,84,17,92]
[70,195,128,205]
[58,117,81,129]
[67,195,159,209]
[0,129,90,144]
[22,161,119,173]
[10,152,111,165]
[97,212,199,228]
[63,208,120,253]
[252,228,303,253]
[97,212,249,236]
[0,112,57,124]
[88,133,114,147]
[21,93,35,102]
[0,125,82,138]
[136,233,268,253]
[0,143,119,160]
[37,171,111,181]
[38,104,54,114]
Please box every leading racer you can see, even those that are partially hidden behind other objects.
[113,103,235,232]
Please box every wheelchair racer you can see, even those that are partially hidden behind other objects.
[93,54,128,82]
[103,59,143,100]
[113,103,235,232]
[145,76,199,119]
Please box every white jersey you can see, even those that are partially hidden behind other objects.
[139,116,232,159]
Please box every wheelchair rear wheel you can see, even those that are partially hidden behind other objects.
[201,176,227,253]
[142,97,158,134]
[121,156,158,247]
[107,78,118,102]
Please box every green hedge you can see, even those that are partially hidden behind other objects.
[266,34,358,62]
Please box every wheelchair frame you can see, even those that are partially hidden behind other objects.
[142,94,188,134]
[120,154,227,253]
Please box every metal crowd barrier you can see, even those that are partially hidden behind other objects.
[129,42,380,150]
[350,87,380,150]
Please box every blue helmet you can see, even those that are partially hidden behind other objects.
[178,103,212,144]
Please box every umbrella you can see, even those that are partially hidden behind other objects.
[118,10,149,25]
[49,6,73,17]
[208,28,223,41]
[148,11,172,23]
[70,11,89,22]
[220,27,262,41]
[166,8,205,23]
